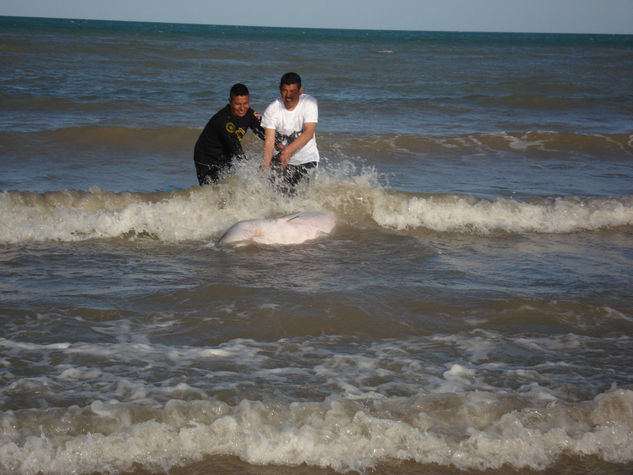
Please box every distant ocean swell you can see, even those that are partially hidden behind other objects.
[3,128,631,157]
[0,127,199,151]
[1,177,632,244]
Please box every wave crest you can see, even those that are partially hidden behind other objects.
[2,168,632,244]
[2,390,632,473]
[369,193,633,234]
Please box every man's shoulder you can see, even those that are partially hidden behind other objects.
[248,107,262,121]
[210,104,231,122]
[299,94,318,123]
[299,94,318,114]
[262,98,283,118]
[265,98,284,110]
[300,94,317,104]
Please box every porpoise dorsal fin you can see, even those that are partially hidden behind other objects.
[280,212,302,222]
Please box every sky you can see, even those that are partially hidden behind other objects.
[1,0,632,35]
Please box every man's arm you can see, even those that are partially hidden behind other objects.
[278,122,317,167]
[250,110,266,141]
[262,128,276,170]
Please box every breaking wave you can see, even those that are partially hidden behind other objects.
[1,166,632,244]
[1,329,633,474]
[2,389,632,474]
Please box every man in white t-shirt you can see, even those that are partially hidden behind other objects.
[261,72,319,193]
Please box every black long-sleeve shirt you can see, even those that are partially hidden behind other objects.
[194,104,265,167]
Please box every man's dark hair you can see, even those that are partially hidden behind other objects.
[279,72,302,90]
[230,83,249,99]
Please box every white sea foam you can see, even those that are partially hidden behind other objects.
[370,192,633,234]
[1,390,632,474]
[2,330,633,473]
[1,175,632,243]
[0,164,327,243]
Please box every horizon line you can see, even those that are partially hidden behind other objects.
[3,14,633,37]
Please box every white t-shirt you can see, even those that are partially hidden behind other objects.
[261,93,319,166]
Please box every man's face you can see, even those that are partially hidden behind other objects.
[280,83,303,110]
[229,95,250,117]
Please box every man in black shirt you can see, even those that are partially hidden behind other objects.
[194,83,265,185]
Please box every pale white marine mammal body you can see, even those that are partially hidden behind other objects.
[217,211,336,246]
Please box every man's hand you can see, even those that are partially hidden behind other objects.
[279,148,292,167]
[276,122,316,168]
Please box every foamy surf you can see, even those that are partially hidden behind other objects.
[2,326,632,474]
[370,193,633,234]
[1,181,632,244]
[1,389,632,474]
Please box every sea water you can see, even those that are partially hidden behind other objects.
[1,16,633,474]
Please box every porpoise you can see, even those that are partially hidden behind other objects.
[217,211,336,246]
